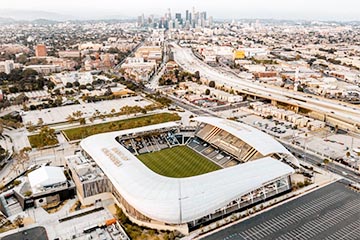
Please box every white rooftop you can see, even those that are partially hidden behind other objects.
[194,116,296,158]
[28,166,67,192]
[80,119,295,224]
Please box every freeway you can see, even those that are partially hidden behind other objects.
[171,44,360,130]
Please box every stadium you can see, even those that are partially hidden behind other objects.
[70,116,299,234]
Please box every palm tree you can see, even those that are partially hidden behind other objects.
[110,108,116,117]
[13,148,30,172]
[66,115,75,123]
[37,118,44,127]
[79,118,86,125]
[72,110,83,119]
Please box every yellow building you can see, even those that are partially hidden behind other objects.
[233,50,245,60]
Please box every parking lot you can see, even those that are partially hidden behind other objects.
[203,182,360,240]
[237,114,304,139]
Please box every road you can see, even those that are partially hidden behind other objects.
[166,94,217,116]
[114,41,144,70]
[285,143,360,183]
[171,43,360,130]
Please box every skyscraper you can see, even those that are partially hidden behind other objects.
[167,8,172,20]
[175,13,182,25]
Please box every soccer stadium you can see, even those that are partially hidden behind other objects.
[67,116,299,234]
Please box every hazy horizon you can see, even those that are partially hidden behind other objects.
[1,0,360,21]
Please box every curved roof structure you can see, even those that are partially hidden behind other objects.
[195,116,289,156]
[80,118,295,224]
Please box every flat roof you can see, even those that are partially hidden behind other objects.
[28,166,67,192]
[80,120,295,224]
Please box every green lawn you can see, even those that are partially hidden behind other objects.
[137,146,221,178]
[28,134,59,148]
[62,113,180,141]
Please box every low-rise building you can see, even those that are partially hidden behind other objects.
[135,46,162,63]
[24,65,61,75]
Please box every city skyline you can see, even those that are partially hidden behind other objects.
[1,0,360,21]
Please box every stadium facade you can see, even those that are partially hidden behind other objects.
[66,117,298,234]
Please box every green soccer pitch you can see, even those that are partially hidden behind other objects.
[137,145,221,178]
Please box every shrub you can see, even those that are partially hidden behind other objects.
[13,180,21,186]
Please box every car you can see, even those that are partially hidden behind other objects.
[342,171,348,176]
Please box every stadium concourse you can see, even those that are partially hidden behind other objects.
[66,116,300,235]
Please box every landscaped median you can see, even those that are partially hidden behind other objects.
[62,112,181,141]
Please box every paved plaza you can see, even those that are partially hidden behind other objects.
[22,96,152,125]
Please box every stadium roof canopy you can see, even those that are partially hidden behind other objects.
[81,118,295,224]
[194,116,291,157]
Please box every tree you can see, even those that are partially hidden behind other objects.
[37,126,58,148]
[37,118,44,127]
[205,89,211,95]
[26,122,36,132]
[24,190,32,197]
[115,205,129,224]
[13,215,24,228]
[13,148,30,171]
[79,118,86,125]
[65,82,73,88]
[194,71,200,80]
[66,115,75,123]
[47,81,55,89]
[209,81,215,88]
[72,110,83,119]
[22,68,38,78]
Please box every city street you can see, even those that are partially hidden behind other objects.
[285,144,360,183]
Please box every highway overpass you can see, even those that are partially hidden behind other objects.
[171,43,360,132]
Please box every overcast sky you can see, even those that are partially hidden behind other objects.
[1,0,360,21]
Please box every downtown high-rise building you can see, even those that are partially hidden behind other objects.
[137,7,212,30]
